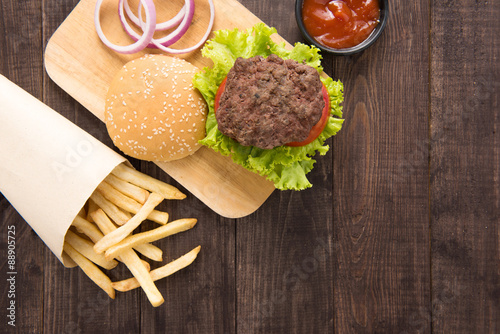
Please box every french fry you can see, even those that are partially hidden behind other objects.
[111,164,186,200]
[112,246,201,292]
[86,199,99,223]
[90,209,163,262]
[77,206,86,218]
[93,193,164,254]
[90,209,120,236]
[96,181,169,225]
[61,252,78,268]
[63,243,115,299]
[65,230,118,270]
[74,211,155,268]
[105,173,149,204]
[89,208,164,306]
[119,250,164,306]
[63,163,199,305]
[138,259,150,272]
[134,243,163,262]
[77,211,151,269]
[90,191,131,225]
[104,219,197,261]
[72,216,105,244]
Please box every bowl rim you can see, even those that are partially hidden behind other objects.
[295,0,389,56]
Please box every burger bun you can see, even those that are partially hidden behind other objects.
[105,54,207,162]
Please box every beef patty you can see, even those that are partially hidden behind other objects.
[216,54,325,149]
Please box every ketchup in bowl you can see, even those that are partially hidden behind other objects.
[301,0,381,50]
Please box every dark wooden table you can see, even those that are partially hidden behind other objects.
[1,0,499,333]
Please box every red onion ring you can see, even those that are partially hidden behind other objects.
[118,0,154,47]
[152,0,214,54]
[96,0,213,55]
[124,0,186,31]
[138,0,195,47]
[95,0,156,54]
[119,0,193,49]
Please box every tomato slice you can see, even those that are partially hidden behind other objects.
[214,76,227,113]
[214,76,330,147]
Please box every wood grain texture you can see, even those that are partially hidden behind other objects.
[332,1,432,332]
[430,0,500,333]
[0,1,45,333]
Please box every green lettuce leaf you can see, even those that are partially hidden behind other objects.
[193,23,344,190]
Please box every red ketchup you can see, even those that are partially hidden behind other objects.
[302,0,380,49]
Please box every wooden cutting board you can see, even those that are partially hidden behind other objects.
[44,0,285,218]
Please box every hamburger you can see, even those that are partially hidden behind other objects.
[104,54,207,162]
[193,24,344,190]
[215,54,328,149]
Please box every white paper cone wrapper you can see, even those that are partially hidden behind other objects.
[0,75,126,266]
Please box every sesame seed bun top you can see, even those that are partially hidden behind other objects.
[104,54,207,162]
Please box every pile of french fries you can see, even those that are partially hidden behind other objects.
[63,163,200,307]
